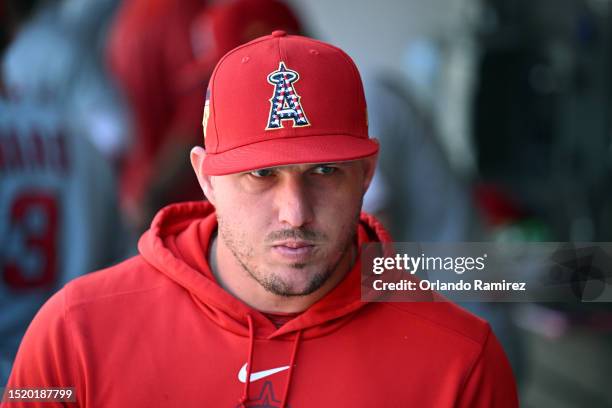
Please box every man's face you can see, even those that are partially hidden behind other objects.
[207,160,374,297]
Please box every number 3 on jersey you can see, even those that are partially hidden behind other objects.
[2,192,58,289]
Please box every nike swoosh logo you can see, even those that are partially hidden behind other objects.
[238,363,290,383]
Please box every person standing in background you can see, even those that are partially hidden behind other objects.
[0,0,126,385]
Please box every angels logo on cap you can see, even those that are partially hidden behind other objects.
[266,62,309,130]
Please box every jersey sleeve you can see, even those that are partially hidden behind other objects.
[1,288,82,407]
[456,326,519,408]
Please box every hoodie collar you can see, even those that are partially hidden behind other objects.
[138,201,392,340]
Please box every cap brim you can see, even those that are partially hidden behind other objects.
[202,134,379,175]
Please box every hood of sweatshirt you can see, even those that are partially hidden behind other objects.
[138,200,391,341]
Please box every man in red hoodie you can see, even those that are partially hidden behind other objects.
[2,32,518,407]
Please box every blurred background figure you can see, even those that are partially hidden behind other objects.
[106,0,207,234]
[363,68,477,243]
[362,65,525,383]
[3,0,129,162]
[107,0,302,234]
[0,0,127,385]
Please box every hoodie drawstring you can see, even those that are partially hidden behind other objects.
[238,316,303,408]
[239,314,255,407]
[280,330,302,408]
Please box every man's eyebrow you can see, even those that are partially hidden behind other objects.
[239,162,347,175]
[239,167,274,174]
[303,163,340,171]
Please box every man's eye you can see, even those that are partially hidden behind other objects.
[250,168,274,177]
[312,166,336,175]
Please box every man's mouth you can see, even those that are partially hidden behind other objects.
[274,240,314,248]
[271,241,316,259]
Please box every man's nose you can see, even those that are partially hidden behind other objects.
[275,175,315,228]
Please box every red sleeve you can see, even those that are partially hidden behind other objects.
[1,289,82,407]
[456,327,519,408]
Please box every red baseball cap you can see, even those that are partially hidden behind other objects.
[201,30,378,175]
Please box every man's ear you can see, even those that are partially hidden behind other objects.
[361,150,378,193]
[190,146,216,205]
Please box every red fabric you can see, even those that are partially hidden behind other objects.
[263,311,301,329]
[202,32,379,175]
[473,183,527,227]
[107,0,206,209]
[4,201,518,407]
[180,0,302,91]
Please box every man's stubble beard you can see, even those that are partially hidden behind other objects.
[217,208,361,297]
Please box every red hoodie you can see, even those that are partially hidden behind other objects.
[3,202,518,407]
